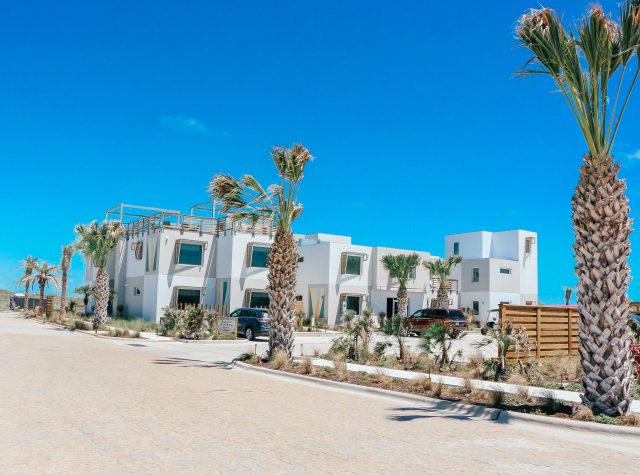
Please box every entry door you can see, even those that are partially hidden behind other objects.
[386,298,398,317]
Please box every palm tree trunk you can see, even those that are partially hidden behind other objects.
[60,269,68,320]
[435,283,449,309]
[93,268,109,331]
[267,230,298,359]
[38,283,45,319]
[24,283,30,314]
[573,157,632,416]
[397,285,408,319]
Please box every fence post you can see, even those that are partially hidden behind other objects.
[535,306,541,360]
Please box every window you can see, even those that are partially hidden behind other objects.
[472,301,479,315]
[247,244,269,268]
[526,300,535,305]
[472,267,480,283]
[453,242,459,256]
[245,290,269,308]
[133,287,141,296]
[344,295,361,313]
[499,267,511,275]
[175,288,201,306]
[177,242,203,266]
[341,253,362,275]
[132,241,143,260]
[525,237,534,254]
[500,301,510,305]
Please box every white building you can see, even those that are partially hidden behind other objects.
[444,230,538,324]
[86,203,459,326]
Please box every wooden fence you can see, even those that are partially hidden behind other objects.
[500,302,640,362]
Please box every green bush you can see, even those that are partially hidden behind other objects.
[158,306,217,340]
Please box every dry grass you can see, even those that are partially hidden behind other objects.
[488,388,506,408]
[409,376,432,393]
[572,405,594,422]
[333,356,349,381]
[431,382,443,398]
[376,373,394,390]
[507,373,530,400]
[299,357,315,375]
[618,412,640,427]
[269,350,291,370]
[466,353,486,379]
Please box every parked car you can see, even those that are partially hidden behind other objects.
[407,308,468,336]
[229,308,270,340]
[630,313,640,325]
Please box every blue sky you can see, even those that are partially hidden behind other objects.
[1,0,639,303]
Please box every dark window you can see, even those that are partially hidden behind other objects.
[241,309,258,317]
[230,310,242,318]
[472,301,480,315]
[249,291,269,308]
[433,309,447,319]
[176,288,200,306]
[343,255,362,275]
[250,246,269,268]
[345,295,361,313]
[472,267,480,283]
[453,242,459,255]
[499,267,511,275]
[178,242,203,265]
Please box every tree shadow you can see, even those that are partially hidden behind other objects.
[151,357,235,369]
[387,403,504,424]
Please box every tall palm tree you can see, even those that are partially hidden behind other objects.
[423,256,462,309]
[59,244,76,319]
[381,253,421,319]
[17,256,38,313]
[210,144,313,359]
[75,221,125,330]
[19,262,60,317]
[516,2,640,416]
[74,284,94,315]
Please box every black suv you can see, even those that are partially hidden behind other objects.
[229,308,270,340]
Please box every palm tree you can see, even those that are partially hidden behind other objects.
[74,284,94,315]
[16,256,38,313]
[381,253,421,319]
[516,3,640,416]
[19,262,60,317]
[75,221,125,330]
[210,144,313,359]
[59,244,76,319]
[423,256,462,309]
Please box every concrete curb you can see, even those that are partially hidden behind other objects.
[235,361,501,421]
[236,361,640,437]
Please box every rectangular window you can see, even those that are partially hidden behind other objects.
[248,245,269,268]
[176,288,201,306]
[472,267,480,283]
[246,290,269,308]
[133,287,141,296]
[345,295,361,314]
[472,300,479,315]
[453,242,459,255]
[177,242,203,266]
[499,267,511,275]
[341,253,362,275]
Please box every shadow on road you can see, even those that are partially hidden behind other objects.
[152,357,234,369]
[387,403,503,424]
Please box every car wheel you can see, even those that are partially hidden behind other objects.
[245,327,255,341]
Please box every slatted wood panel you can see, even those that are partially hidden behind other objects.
[631,302,640,314]
[499,304,579,361]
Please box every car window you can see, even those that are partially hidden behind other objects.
[424,309,433,318]
[259,311,270,318]
[410,310,423,318]
[230,310,241,318]
[433,309,447,318]
[246,310,258,317]
[448,310,465,320]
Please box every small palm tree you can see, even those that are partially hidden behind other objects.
[16,256,38,313]
[19,262,60,317]
[381,253,421,319]
[59,244,76,319]
[75,221,125,330]
[210,144,313,359]
[516,2,640,416]
[74,284,94,315]
[423,256,462,309]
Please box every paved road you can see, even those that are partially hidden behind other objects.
[0,312,637,474]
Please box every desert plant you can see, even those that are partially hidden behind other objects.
[210,144,313,360]
[421,322,463,369]
[377,311,387,329]
[270,350,291,370]
[299,357,314,375]
[383,315,411,362]
[474,321,532,379]
[59,244,76,319]
[431,382,443,398]
[373,341,392,359]
[516,2,640,416]
[16,256,38,313]
[75,221,125,330]
[74,284,94,314]
[381,253,421,319]
[489,388,506,408]
[423,256,462,309]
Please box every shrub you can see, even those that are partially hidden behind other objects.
[619,412,640,427]
[300,357,314,375]
[373,341,392,359]
[593,414,619,425]
[158,307,181,336]
[270,350,291,370]
[572,405,594,422]
[157,306,216,340]
[73,319,89,331]
[489,389,506,408]
[431,382,443,398]
[421,322,462,370]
